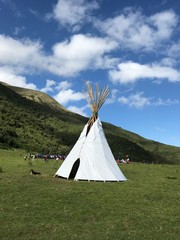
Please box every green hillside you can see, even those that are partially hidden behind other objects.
[0,82,180,164]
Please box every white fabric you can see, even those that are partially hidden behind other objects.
[55,117,127,182]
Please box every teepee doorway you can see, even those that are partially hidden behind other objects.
[69,158,80,179]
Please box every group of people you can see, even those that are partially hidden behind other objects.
[116,155,131,164]
[24,153,65,162]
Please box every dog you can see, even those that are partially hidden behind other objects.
[30,169,41,175]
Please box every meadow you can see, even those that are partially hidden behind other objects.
[0,149,179,240]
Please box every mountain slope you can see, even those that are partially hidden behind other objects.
[0,82,179,164]
[8,85,68,112]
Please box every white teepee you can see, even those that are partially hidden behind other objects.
[55,82,127,182]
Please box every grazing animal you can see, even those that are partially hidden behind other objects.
[30,169,41,175]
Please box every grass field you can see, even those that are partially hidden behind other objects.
[0,149,179,240]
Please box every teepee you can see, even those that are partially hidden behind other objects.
[55,81,127,182]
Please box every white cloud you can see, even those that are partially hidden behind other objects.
[52,0,99,31]
[0,34,117,79]
[106,89,119,104]
[40,79,56,93]
[96,9,178,51]
[118,92,151,109]
[67,105,88,116]
[150,10,178,39]
[0,67,37,89]
[52,34,114,61]
[167,42,180,59]
[118,92,179,109]
[160,57,177,67]
[0,35,46,90]
[49,34,118,76]
[109,61,180,84]
[54,88,84,105]
[55,80,72,90]
[154,98,179,106]
[0,35,43,66]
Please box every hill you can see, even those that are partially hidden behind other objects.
[0,82,179,164]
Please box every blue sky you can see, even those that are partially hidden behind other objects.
[0,0,180,147]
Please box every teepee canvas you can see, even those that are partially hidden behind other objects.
[55,82,127,182]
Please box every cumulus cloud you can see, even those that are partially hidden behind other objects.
[54,88,84,105]
[167,41,180,59]
[0,34,117,79]
[52,0,99,31]
[55,80,72,91]
[39,79,87,109]
[159,58,177,67]
[0,35,45,76]
[2,32,179,88]
[150,10,178,39]
[96,9,178,51]
[1,7,179,95]
[67,105,88,116]
[0,34,44,72]
[0,35,45,89]
[51,34,118,76]
[0,67,37,89]
[40,79,56,93]
[109,61,180,84]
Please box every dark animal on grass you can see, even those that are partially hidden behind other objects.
[30,169,41,175]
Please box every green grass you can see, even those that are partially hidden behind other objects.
[0,149,179,240]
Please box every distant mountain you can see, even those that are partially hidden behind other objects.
[1,82,67,112]
[0,81,179,164]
